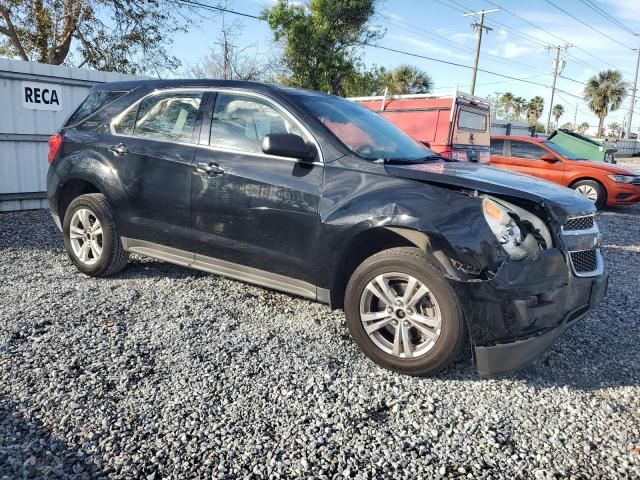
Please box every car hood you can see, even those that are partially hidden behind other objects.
[567,159,639,174]
[385,161,594,222]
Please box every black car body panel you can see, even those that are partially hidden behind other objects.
[47,79,607,376]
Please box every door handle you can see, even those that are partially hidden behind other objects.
[108,143,128,156]
[196,162,224,176]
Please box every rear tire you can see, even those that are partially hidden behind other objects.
[344,247,466,376]
[572,179,606,210]
[63,193,128,277]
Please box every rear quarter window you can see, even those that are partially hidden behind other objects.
[65,90,128,127]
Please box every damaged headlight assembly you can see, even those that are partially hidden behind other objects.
[482,196,551,260]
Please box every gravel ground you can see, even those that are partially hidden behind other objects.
[1,207,639,479]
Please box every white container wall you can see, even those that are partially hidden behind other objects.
[0,58,138,211]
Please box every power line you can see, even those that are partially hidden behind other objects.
[379,13,542,73]
[483,0,634,75]
[432,73,550,90]
[578,0,637,36]
[543,0,634,50]
[558,75,586,86]
[174,0,261,19]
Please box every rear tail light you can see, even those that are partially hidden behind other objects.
[451,149,468,162]
[48,133,62,164]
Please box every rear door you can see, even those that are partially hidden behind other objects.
[502,140,565,184]
[189,90,324,288]
[452,104,490,163]
[103,90,205,252]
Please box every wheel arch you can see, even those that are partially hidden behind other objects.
[568,177,607,205]
[329,226,459,310]
[57,178,103,223]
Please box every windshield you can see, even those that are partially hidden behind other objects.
[298,94,435,162]
[544,141,585,160]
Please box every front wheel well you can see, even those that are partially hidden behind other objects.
[568,177,607,203]
[58,179,102,222]
[330,227,425,310]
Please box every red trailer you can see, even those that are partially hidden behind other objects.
[350,91,491,163]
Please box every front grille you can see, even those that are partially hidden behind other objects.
[570,249,598,273]
[564,215,594,231]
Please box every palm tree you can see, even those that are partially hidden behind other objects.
[584,69,627,137]
[386,65,433,95]
[608,121,621,137]
[513,96,527,120]
[500,92,515,116]
[552,104,565,127]
[577,122,590,134]
[526,96,545,126]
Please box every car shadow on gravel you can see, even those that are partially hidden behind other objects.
[0,399,107,479]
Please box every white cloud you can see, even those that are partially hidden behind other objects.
[382,11,405,22]
[502,42,532,59]
[601,0,640,17]
[387,33,470,61]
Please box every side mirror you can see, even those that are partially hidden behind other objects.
[541,153,559,163]
[262,133,316,162]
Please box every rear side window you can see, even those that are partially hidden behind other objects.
[458,109,487,131]
[65,90,127,126]
[113,92,203,143]
[510,141,546,160]
[490,139,505,155]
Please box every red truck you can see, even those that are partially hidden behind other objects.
[351,91,491,163]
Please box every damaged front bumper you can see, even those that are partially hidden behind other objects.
[449,248,608,377]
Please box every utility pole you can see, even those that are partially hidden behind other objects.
[545,44,572,134]
[626,35,639,139]
[464,8,499,96]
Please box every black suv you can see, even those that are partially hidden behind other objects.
[47,80,608,377]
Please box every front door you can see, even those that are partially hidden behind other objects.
[190,91,324,288]
[103,90,205,251]
[502,140,565,185]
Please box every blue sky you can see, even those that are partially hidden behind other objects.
[171,0,640,131]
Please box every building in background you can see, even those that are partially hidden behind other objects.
[0,58,138,211]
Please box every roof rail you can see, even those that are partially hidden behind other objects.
[349,90,490,107]
[348,93,451,101]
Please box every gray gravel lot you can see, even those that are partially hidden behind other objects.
[1,207,639,479]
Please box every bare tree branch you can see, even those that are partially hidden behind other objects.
[0,5,29,60]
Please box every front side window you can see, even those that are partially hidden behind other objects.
[510,141,547,160]
[210,93,308,153]
[298,94,431,162]
[113,92,203,143]
[457,109,487,131]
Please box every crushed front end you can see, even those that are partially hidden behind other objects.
[448,204,607,377]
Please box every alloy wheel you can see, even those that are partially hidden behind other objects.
[575,184,598,202]
[359,272,442,359]
[69,208,103,265]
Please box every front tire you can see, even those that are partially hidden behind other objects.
[572,179,606,210]
[344,247,466,376]
[63,193,129,277]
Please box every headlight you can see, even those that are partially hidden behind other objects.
[482,198,524,257]
[607,174,636,183]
